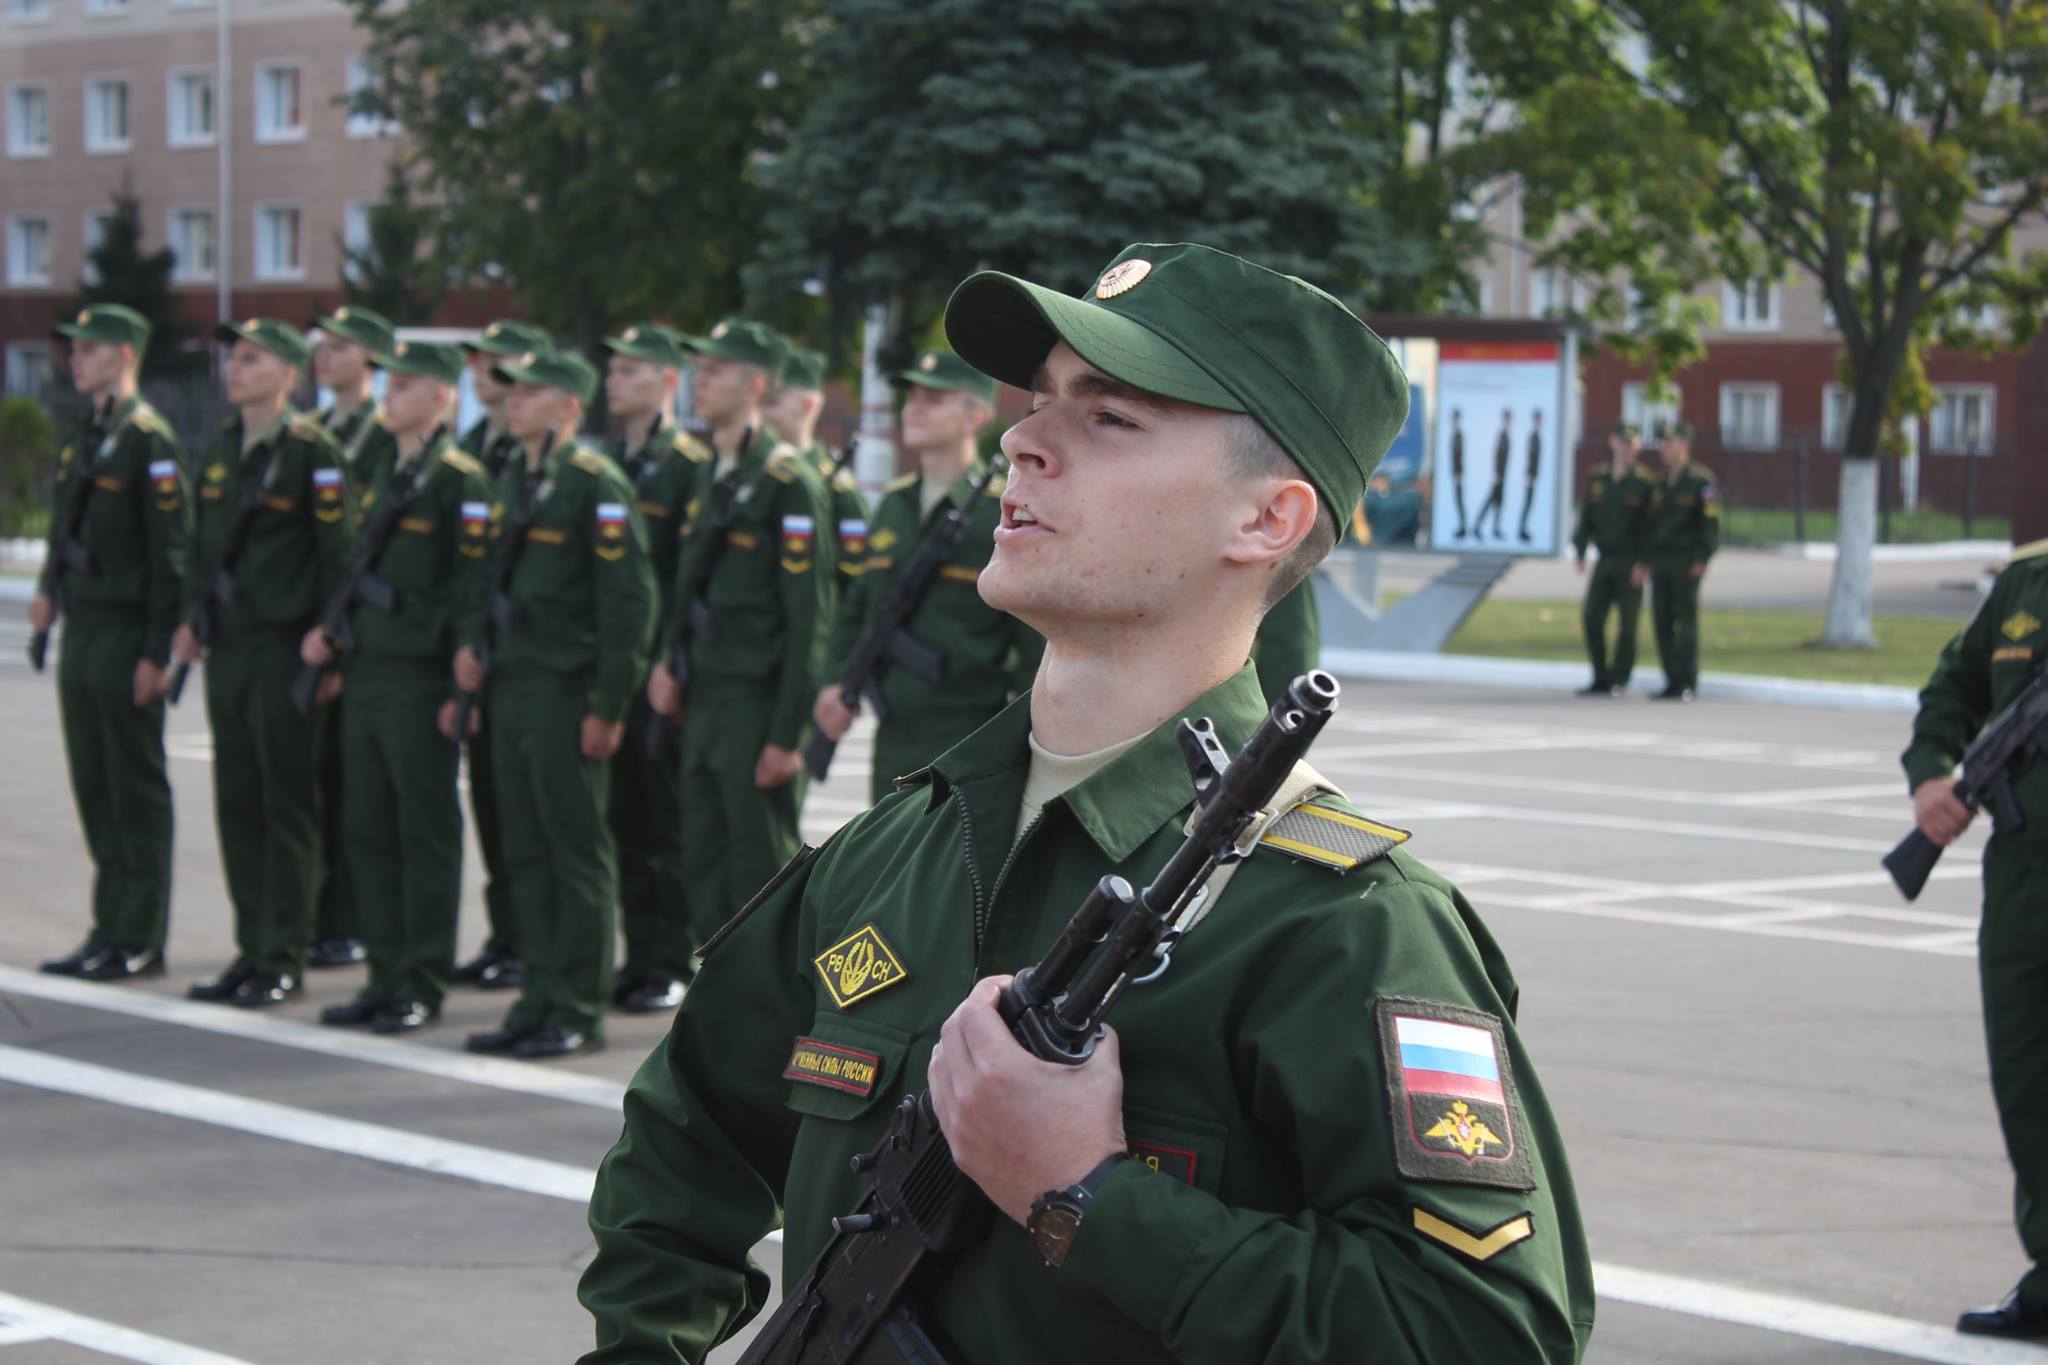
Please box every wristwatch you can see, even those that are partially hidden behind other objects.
[1026,1153,1129,1270]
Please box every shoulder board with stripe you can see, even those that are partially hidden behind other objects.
[569,447,610,477]
[1258,797,1410,872]
[764,454,800,485]
[986,473,1007,497]
[438,447,485,476]
[1627,461,1657,481]
[289,417,328,442]
[2008,537,2048,565]
[129,402,168,434]
[831,466,860,493]
[884,472,919,494]
[673,432,713,463]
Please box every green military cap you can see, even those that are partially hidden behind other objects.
[54,302,151,353]
[899,348,995,402]
[602,323,689,369]
[945,243,1409,531]
[309,304,396,358]
[380,338,465,384]
[778,345,827,392]
[683,318,787,374]
[1659,418,1696,440]
[215,316,313,369]
[462,320,552,358]
[1611,421,1640,441]
[491,348,598,403]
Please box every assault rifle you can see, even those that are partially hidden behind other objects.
[449,428,554,743]
[167,437,287,705]
[740,670,1343,1365]
[1886,664,2048,900]
[27,412,109,671]
[800,457,1005,781]
[288,425,447,716]
[645,428,754,759]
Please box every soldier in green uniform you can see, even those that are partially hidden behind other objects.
[646,320,832,948]
[303,305,397,970]
[1639,421,1718,701]
[765,344,869,593]
[34,304,191,982]
[600,323,712,1015]
[175,319,357,1007]
[814,349,1040,805]
[456,349,657,1059]
[1572,423,1655,697]
[1905,538,2048,1340]
[301,341,492,1033]
[452,318,552,991]
[581,244,1595,1363]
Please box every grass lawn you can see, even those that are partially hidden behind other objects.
[1443,598,1959,688]
[1719,505,2009,548]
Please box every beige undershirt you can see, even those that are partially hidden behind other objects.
[920,476,950,524]
[1013,731,1146,847]
[715,451,739,482]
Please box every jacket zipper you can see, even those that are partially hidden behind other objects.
[951,787,991,947]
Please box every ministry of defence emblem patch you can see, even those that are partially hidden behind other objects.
[1375,996,1535,1191]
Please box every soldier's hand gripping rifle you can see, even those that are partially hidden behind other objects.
[741,670,1343,1365]
[167,439,287,705]
[800,457,1006,782]
[27,414,108,672]
[288,424,447,716]
[449,428,554,743]
[1886,664,2048,900]
[644,428,754,760]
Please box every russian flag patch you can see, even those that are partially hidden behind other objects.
[312,468,344,488]
[149,459,178,479]
[1375,997,1533,1191]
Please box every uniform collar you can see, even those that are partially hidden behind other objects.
[918,663,1271,863]
[619,416,673,464]
[239,407,295,458]
[94,393,140,430]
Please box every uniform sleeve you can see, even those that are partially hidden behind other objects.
[140,427,193,664]
[1697,475,1720,562]
[1060,872,1594,1365]
[1570,485,1592,560]
[180,431,224,621]
[590,470,658,723]
[834,481,869,585]
[768,473,832,750]
[580,848,820,1364]
[1902,583,2001,790]
[36,436,76,600]
[307,436,358,607]
[449,466,494,680]
[822,524,880,684]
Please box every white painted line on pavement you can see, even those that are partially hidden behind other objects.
[1594,1262,2046,1365]
[1383,796,1919,855]
[1334,760,1917,825]
[0,966,627,1110]
[0,1044,596,1203]
[0,1290,257,1364]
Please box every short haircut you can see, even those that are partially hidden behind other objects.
[1225,415,1338,612]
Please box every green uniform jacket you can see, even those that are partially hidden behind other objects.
[581,666,1596,1364]
[348,433,494,670]
[319,403,397,493]
[661,436,831,750]
[1903,542,2048,848]
[186,413,357,632]
[469,440,657,724]
[1571,462,1656,564]
[41,396,192,663]
[460,416,522,483]
[1645,463,1720,565]
[822,463,1040,716]
[804,441,870,589]
[613,420,712,625]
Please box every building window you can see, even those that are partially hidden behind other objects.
[1721,279,1781,333]
[1929,386,1995,456]
[255,64,305,144]
[6,215,51,286]
[1530,267,1574,319]
[168,70,215,148]
[1621,382,1681,440]
[84,0,132,14]
[169,207,215,283]
[81,210,113,286]
[7,0,53,24]
[6,84,50,157]
[5,342,54,398]
[254,203,303,280]
[1720,383,1781,449]
[345,58,397,138]
[84,77,131,154]
[340,199,371,280]
[1822,383,1850,451]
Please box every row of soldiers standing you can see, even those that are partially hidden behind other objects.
[32,301,1041,1060]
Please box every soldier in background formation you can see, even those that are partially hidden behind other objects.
[1638,420,1719,702]
[1572,422,1654,697]
[766,344,870,591]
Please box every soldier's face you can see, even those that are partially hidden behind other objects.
[224,340,293,407]
[506,383,572,441]
[314,334,371,390]
[606,356,673,419]
[68,340,126,395]
[984,342,1250,631]
[692,357,762,425]
[1663,438,1690,466]
[761,386,818,444]
[900,386,984,454]
[1608,436,1635,463]
[469,353,509,405]
[383,373,450,436]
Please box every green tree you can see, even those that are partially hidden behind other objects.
[0,396,59,539]
[751,0,1437,364]
[345,0,817,359]
[72,181,200,378]
[339,160,449,325]
[1477,0,2048,647]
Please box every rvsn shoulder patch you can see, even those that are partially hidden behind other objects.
[1375,996,1535,1192]
[1259,799,1409,872]
[813,924,909,1009]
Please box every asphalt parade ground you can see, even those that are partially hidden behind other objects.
[0,603,2033,1365]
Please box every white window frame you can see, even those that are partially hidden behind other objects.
[254,62,306,145]
[253,201,304,281]
[6,83,51,158]
[168,205,216,283]
[1821,382,1850,452]
[5,342,54,397]
[6,0,53,26]
[83,75,132,155]
[1719,382,1781,450]
[1929,384,1996,457]
[344,58,398,139]
[81,209,114,286]
[1621,382,1681,441]
[1530,267,1573,319]
[6,214,53,287]
[84,0,132,16]
[166,67,216,149]
[1720,278,1782,333]
[340,198,371,280]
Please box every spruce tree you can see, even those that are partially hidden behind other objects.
[73,182,198,377]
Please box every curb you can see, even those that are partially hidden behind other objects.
[1320,647,1919,714]
[1773,539,2010,564]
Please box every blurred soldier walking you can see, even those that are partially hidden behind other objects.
[1572,424,1654,696]
[1638,421,1718,701]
